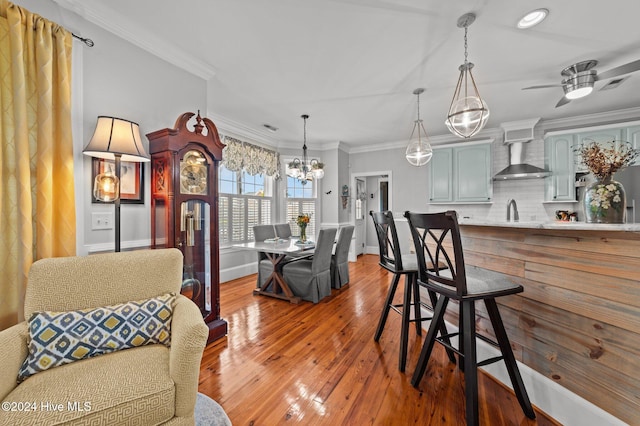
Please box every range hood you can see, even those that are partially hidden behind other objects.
[494,119,550,181]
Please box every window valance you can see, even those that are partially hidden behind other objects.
[222,136,281,179]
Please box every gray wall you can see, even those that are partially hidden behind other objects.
[16,0,207,254]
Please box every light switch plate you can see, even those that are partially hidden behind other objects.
[91,212,113,230]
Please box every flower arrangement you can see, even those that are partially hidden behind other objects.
[574,140,639,222]
[296,213,311,242]
[574,140,639,179]
[296,213,311,227]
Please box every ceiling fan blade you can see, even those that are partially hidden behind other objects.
[597,59,640,80]
[522,84,563,90]
[555,96,571,108]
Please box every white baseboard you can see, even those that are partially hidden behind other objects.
[220,263,257,283]
[85,239,150,254]
[365,245,378,255]
[417,307,626,426]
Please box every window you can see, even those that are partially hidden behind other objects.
[285,170,317,239]
[219,165,273,246]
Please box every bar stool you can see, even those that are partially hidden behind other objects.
[405,210,535,426]
[370,211,454,372]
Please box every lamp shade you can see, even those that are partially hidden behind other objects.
[83,116,150,162]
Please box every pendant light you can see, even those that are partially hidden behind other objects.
[287,114,324,185]
[445,13,490,139]
[405,88,433,166]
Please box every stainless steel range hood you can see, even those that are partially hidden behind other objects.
[494,141,550,180]
[494,119,550,181]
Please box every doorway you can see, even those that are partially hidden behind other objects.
[350,171,392,260]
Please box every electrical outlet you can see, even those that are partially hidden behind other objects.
[92,212,113,230]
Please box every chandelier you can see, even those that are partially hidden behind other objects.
[445,12,490,139]
[287,114,324,185]
[405,88,433,166]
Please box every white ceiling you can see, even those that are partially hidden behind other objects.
[56,0,640,149]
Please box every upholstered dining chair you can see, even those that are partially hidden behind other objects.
[0,248,208,425]
[274,223,292,239]
[282,228,337,303]
[331,225,355,289]
[405,210,535,426]
[253,224,277,287]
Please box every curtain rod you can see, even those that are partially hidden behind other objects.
[72,33,94,47]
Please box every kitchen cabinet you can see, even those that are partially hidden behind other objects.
[429,149,453,202]
[574,128,624,172]
[429,142,491,203]
[545,134,576,201]
[544,122,640,202]
[626,126,640,165]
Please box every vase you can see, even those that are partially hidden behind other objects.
[583,176,626,223]
[299,224,307,242]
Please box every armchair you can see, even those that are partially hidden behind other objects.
[0,248,208,425]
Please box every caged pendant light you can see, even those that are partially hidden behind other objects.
[405,88,433,166]
[445,13,490,139]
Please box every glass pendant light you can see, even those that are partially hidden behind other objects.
[405,88,433,166]
[445,13,490,139]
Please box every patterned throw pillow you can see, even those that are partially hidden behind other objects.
[18,293,176,382]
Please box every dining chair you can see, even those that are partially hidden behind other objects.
[405,210,535,426]
[282,228,337,303]
[331,225,355,289]
[253,224,276,287]
[274,223,292,239]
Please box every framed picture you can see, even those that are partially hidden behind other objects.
[91,158,144,204]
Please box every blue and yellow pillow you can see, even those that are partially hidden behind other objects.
[18,293,176,382]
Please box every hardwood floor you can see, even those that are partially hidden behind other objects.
[198,254,560,425]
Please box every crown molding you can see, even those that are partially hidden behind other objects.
[539,106,640,132]
[52,0,216,80]
[348,126,503,154]
[207,112,280,149]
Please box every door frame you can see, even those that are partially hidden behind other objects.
[350,170,393,258]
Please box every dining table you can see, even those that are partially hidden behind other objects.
[233,238,315,303]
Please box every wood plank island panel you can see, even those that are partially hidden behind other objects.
[459,224,640,425]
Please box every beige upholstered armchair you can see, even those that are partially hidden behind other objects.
[0,248,208,425]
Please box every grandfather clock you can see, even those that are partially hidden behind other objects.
[147,111,227,344]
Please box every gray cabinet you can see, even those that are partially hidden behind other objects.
[430,143,492,203]
[429,149,453,202]
[626,126,640,165]
[545,135,576,201]
[574,128,625,172]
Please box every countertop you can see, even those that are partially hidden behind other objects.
[458,218,640,231]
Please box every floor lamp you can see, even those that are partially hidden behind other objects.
[83,116,150,252]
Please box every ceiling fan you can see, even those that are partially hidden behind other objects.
[523,59,640,107]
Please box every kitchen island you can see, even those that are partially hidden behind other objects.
[454,220,640,424]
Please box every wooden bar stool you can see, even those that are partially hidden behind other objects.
[370,211,454,372]
[405,210,535,426]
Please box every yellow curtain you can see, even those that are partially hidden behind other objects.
[0,2,75,330]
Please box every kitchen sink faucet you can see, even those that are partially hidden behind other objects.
[507,199,519,222]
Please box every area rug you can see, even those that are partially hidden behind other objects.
[195,392,232,426]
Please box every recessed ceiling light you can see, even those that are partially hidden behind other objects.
[517,8,549,29]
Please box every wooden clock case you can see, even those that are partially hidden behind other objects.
[147,112,228,344]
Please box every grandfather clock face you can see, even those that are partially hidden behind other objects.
[180,150,208,195]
